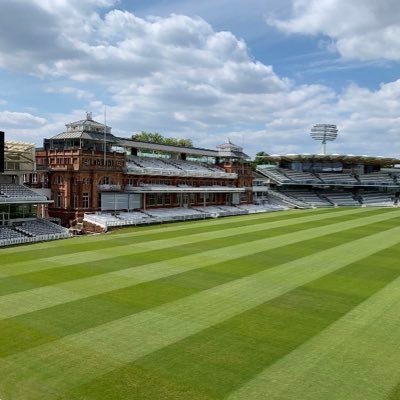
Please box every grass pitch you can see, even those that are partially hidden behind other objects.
[1,207,400,399]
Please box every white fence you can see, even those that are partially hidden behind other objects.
[0,232,71,247]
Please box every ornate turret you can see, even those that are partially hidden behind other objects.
[217,139,249,159]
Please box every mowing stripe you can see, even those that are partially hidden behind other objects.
[2,210,308,261]
[71,242,400,400]
[0,209,383,296]
[0,217,396,359]
[0,208,340,256]
[0,209,326,262]
[228,266,400,400]
[0,207,373,277]
[0,209,398,320]
[88,208,348,241]
[2,224,400,399]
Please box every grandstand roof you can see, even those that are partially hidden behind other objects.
[262,154,400,166]
[253,171,269,180]
[118,138,219,157]
[5,141,35,153]
[51,131,118,142]
[3,141,35,173]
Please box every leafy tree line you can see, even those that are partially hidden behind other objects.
[132,131,193,148]
[132,132,271,166]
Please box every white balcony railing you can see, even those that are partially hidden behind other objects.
[124,166,237,179]
[97,184,122,191]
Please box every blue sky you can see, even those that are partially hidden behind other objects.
[0,0,399,157]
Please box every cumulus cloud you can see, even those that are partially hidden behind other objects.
[269,0,400,60]
[0,0,399,157]
[0,1,293,139]
[258,80,400,157]
[0,111,46,128]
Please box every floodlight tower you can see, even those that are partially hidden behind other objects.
[310,124,338,154]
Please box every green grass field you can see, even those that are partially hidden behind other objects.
[1,207,400,399]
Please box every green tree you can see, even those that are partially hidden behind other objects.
[132,131,193,148]
[254,151,269,165]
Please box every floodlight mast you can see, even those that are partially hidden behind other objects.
[310,124,338,154]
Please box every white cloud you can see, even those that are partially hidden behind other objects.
[45,86,94,100]
[258,80,400,157]
[269,0,400,60]
[0,1,399,158]
[0,111,46,128]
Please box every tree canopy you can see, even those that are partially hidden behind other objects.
[132,131,193,148]
[254,151,270,165]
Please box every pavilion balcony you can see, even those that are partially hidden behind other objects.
[97,184,122,192]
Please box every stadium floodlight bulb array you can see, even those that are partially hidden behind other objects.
[310,124,338,155]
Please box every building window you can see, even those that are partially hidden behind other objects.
[157,194,164,205]
[55,175,64,185]
[83,192,90,208]
[56,192,64,208]
[72,193,78,209]
[164,193,171,205]
[23,174,29,183]
[31,173,38,184]
[100,176,111,185]
[149,194,155,206]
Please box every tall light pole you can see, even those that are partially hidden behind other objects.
[310,124,338,154]
[103,107,107,167]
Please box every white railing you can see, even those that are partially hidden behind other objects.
[85,206,259,229]
[125,166,237,179]
[97,184,122,191]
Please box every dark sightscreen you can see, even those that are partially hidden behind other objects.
[0,131,4,173]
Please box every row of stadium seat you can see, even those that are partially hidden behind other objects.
[260,168,400,186]
[274,188,398,208]
[126,156,236,178]
[358,192,395,206]
[0,184,47,201]
[280,188,332,207]
[0,219,71,247]
[15,219,68,237]
[322,192,360,206]
[84,204,286,230]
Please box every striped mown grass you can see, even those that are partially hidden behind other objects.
[1,207,400,399]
